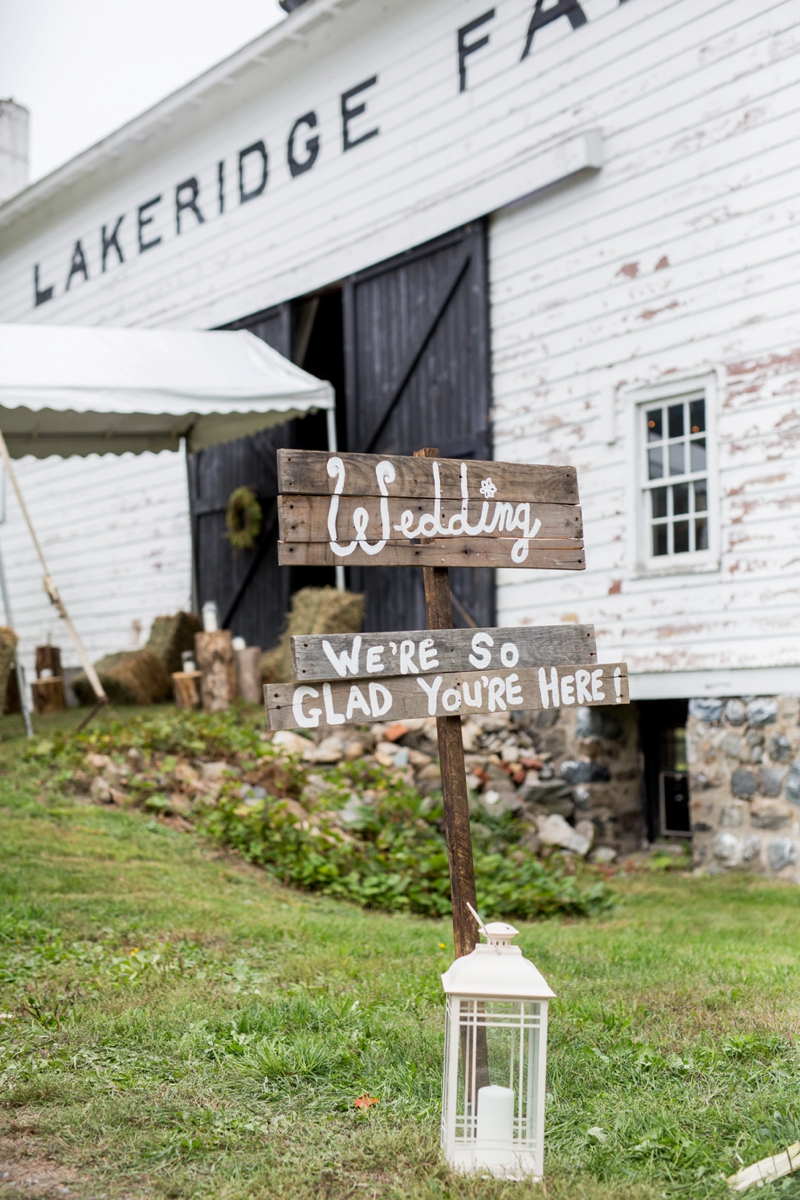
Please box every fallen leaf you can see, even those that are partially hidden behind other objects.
[354,1094,379,1110]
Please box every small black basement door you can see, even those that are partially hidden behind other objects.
[343,220,494,632]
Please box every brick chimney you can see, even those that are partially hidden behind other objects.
[0,100,30,204]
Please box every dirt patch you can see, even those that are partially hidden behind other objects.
[0,1133,80,1199]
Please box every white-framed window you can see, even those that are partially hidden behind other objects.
[627,375,719,575]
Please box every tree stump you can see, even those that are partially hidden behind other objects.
[172,670,202,710]
[35,645,62,679]
[195,630,236,712]
[31,677,66,714]
[235,646,262,704]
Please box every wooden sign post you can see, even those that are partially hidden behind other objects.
[268,446,629,959]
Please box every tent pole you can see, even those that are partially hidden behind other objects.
[0,533,33,738]
[0,430,107,705]
[325,406,345,593]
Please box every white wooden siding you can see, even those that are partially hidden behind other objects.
[0,0,797,690]
[0,451,191,682]
[489,0,800,682]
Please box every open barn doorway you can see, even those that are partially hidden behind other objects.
[190,221,494,649]
[638,699,692,842]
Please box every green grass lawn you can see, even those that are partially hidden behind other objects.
[2,709,800,1200]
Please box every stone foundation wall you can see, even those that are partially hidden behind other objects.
[509,701,643,859]
[688,695,800,880]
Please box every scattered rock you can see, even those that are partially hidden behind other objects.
[382,722,408,743]
[591,845,617,864]
[721,733,743,759]
[769,733,793,764]
[724,699,747,726]
[89,776,112,803]
[344,741,366,760]
[730,767,757,798]
[573,784,591,810]
[480,788,522,816]
[574,819,595,849]
[712,831,740,866]
[759,767,785,798]
[786,761,800,806]
[720,802,746,827]
[127,747,146,770]
[750,798,792,830]
[86,753,111,770]
[560,760,610,784]
[575,707,622,740]
[537,813,591,855]
[741,836,762,863]
[689,698,724,724]
[271,730,313,757]
[747,698,778,727]
[767,838,798,872]
[307,737,345,764]
[200,761,230,781]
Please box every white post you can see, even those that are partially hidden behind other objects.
[325,405,345,592]
[0,533,33,737]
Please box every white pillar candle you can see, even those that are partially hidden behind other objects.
[475,1085,515,1169]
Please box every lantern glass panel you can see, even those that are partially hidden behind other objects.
[442,996,546,1178]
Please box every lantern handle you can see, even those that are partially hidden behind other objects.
[467,902,489,940]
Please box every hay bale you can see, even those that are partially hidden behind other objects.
[72,649,171,706]
[146,611,202,676]
[0,627,18,715]
[260,587,364,684]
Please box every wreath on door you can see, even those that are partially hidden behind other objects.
[225,486,262,551]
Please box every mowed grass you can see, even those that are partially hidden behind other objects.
[2,710,800,1199]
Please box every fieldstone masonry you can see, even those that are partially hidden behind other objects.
[688,695,800,879]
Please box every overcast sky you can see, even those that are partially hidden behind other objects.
[0,0,285,182]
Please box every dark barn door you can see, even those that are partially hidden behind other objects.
[188,303,333,651]
[342,221,494,632]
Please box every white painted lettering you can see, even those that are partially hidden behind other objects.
[500,642,519,667]
[399,639,418,674]
[487,676,507,712]
[591,668,605,701]
[538,666,560,709]
[322,635,361,677]
[462,680,482,707]
[560,674,575,705]
[368,681,393,717]
[417,674,443,716]
[614,666,623,703]
[442,687,462,712]
[322,682,346,725]
[505,673,523,708]
[575,668,592,705]
[418,637,439,671]
[346,685,371,721]
[469,632,493,669]
[366,645,385,674]
[292,686,321,728]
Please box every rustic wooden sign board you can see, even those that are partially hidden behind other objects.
[267,447,629,960]
[276,449,584,570]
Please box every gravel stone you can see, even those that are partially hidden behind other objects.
[730,767,758,798]
[724,699,747,726]
[747,698,778,726]
[767,838,798,872]
[689,699,724,724]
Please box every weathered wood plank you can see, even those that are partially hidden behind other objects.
[278,494,583,543]
[277,449,578,504]
[265,662,629,730]
[278,538,585,570]
[291,624,597,681]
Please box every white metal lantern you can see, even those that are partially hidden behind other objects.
[440,907,555,1179]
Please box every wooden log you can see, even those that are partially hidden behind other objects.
[235,646,262,703]
[278,538,584,570]
[265,663,630,730]
[172,670,202,710]
[278,494,582,543]
[195,631,237,713]
[31,676,66,714]
[35,645,62,678]
[277,449,578,504]
[291,624,597,681]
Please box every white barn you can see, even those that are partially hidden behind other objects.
[1,0,799,872]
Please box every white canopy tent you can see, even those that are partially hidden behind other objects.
[0,323,336,730]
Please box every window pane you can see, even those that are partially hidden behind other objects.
[674,520,690,554]
[695,517,708,551]
[690,438,706,472]
[694,479,707,512]
[673,483,689,515]
[647,409,662,441]
[653,524,668,556]
[669,442,685,475]
[690,398,705,434]
[668,404,684,439]
[651,487,668,519]
[648,447,663,480]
